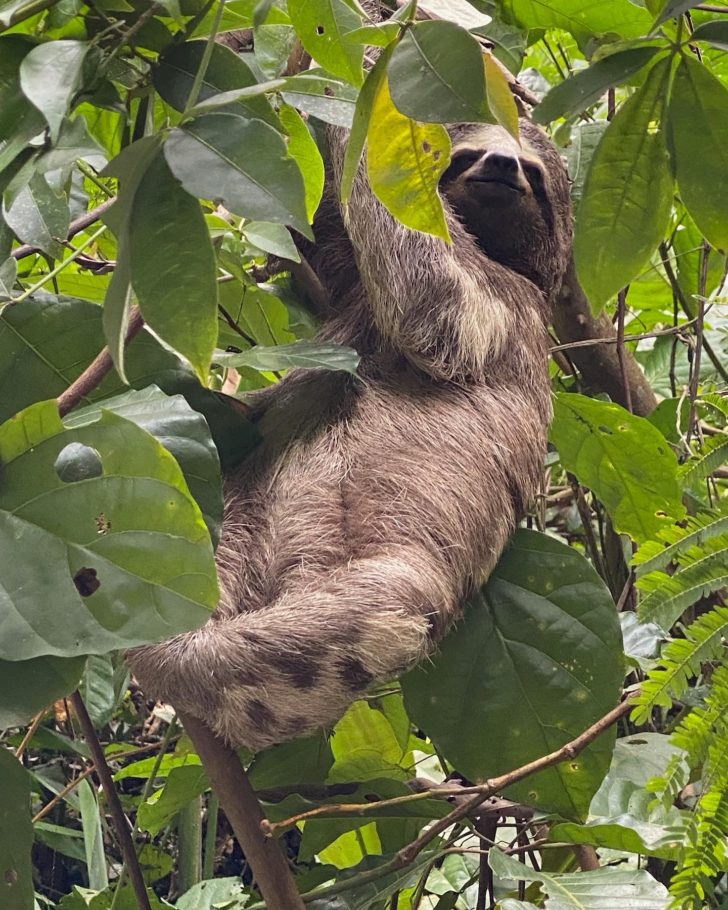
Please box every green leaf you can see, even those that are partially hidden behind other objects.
[287,0,364,86]
[367,76,451,241]
[35,116,106,179]
[177,878,249,910]
[652,0,704,28]
[281,69,358,127]
[692,19,728,51]
[216,341,359,374]
[244,221,300,260]
[0,748,33,910]
[279,103,325,222]
[0,35,44,144]
[137,765,209,836]
[550,393,685,543]
[504,0,654,39]
[669,54,728,251]
[489,846,670,907]
[340,43,395,205]
[129,151,219,382]
[0,655,84,727]
[164,112,311,237]
[534,46,664,124]
[153,39,278,126]
[484,52,519,139]
[78,779,108,891]
[573,56,673,310]
[565,121,608,204]
[551,733,687,859]
[0,401,217,661]
[79,654,117,729]
[65,386,223,547]
[19,40,88,141]
[2,173,70,259]
[388,20,490,123]
[402,530,623,819]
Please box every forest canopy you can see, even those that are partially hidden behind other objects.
[0,0,727,908]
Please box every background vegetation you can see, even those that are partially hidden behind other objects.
[0,0,727,907]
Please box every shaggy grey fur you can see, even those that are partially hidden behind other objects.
[128,117,572,751]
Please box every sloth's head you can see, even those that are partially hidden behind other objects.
[440,120,572,299]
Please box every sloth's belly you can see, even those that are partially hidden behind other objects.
[215,369,547,617]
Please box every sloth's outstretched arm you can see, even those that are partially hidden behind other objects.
[129,544,455,751]
[328,130,543,382]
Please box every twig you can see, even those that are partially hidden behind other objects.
[268,696,635,835]
[179,711,306,910]
[297,696,635,903]
[15,708,48,761]
[616,289,633,413]
[695,4,728,11]
[686,245,709,447]
[12,198,117,261]
[70,691,152,910]
[549,320,697,353]
[57,305,144,417]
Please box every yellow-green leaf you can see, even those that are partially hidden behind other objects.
[484,52,519,141]
[366,76,451,241]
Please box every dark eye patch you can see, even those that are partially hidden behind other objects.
[521,159,546,193]
[440,148,482,185]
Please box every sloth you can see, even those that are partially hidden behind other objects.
[128,116,572,752]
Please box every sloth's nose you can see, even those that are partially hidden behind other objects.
[470,151,527,193]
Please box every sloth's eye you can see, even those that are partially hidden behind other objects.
[440,149,482,185]
[522,160,546,193]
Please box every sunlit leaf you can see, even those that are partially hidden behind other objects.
[550,392,685,543]
[484,51,519,139]
[366,76,451,240]
[279,103,325,221]
[216,341,359,374]
[574,57,673,310]
[669,54,728,251]
[287,0,364,86]
[504,0,653,38]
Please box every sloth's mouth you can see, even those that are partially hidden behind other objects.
[468,176,525,193]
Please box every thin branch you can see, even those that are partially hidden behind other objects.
[12,198,116,261]
[57,306,144,417]
[70,691,152,910]
[616,289,633,413]
[549,320,697,353]
[15,708,48,761]
[695,4,728,12]
[268,695,635,835]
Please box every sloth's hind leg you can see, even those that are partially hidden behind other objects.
[132,543,455,752]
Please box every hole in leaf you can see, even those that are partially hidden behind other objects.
[54,443,103,483]
[73,567,100,597]
[316,24,325,35]
[323,85,334,97]
[95,513,112,535]
[597,425,613,435]
[422,140,431,153]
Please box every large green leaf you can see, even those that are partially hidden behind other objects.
[402,530,623,820]
[18,39,87,140]
[137,765,209,836]
[503,0,654,38]
[669,54,728,251]
[153,39,278,127]
[388,20,490,123]
[0,35,44,144]
[367,76,451,240]
[0,655,85,728]
[129,151,219,382]
[287,0,364,86]
[573,56,673,310]
[164,111,311,236]
[0,400,217,661]
[65,387,223,547]
[0,748,33,910]
[550,393,685,543]
[489,847,670,908]
[534,46,664,124]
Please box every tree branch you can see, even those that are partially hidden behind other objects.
[552,262,658,417]
[56,305,144,417]
[70,691,152,910]
[178,712,306,910]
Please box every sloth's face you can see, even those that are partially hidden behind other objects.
[440,121,572,296]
